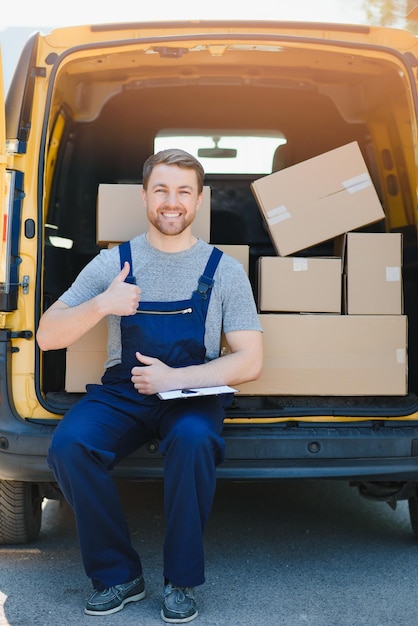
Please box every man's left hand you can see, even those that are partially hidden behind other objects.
[131,352,171,395]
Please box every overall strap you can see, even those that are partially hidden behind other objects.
[118,241,137,284]
[195,247,223,300]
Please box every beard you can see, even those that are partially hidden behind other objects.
[147,204,195,236]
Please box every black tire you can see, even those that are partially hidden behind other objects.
[0,480,42,544]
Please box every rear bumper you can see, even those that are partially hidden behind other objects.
[118,421,418,481]
[2,419,418,483]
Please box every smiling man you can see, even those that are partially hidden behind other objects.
[37,148,263,623]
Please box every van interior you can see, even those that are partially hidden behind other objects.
[37,28,418,414]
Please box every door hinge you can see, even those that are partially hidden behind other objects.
[10,330,33,339]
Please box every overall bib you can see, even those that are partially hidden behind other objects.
[47,242,230,590]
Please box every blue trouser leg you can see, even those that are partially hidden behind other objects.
[159,397,226,588]
[48,386,227,591]
[47,386,155,590]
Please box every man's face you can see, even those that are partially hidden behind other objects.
[142,163,202,237]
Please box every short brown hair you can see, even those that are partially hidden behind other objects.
[142,149,204,193]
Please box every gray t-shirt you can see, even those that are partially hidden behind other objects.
[60,235,262,369]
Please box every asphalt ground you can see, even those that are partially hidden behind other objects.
[0,479,417,626]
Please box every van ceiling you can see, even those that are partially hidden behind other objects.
[48,39,412,229]
[53,43,405,129]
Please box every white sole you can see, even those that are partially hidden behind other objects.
[85,589,146,616]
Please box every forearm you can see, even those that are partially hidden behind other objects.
[36,297,107,351]
[170,350,261,390]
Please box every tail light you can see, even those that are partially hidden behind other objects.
[0,169,23,311]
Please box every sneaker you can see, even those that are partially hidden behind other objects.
[84,575,145,616]
[161,582,198,623]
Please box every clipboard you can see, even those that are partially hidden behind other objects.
[157,385,237,400]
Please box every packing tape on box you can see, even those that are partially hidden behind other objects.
[342,172,371,194]
[386,266,401,282]
[267,205,291,225]
[397,348,406,364]
[293,258,308,272]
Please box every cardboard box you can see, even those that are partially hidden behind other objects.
[345,232,403,314]
[231,314,407,396]
[250,142,385,256]
[215,244,249,276]
[97,184,211,245]
[258,256,341,312]
[65,319,107,392]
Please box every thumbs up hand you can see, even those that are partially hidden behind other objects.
[101,262,141,316]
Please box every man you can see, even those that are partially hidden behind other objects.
[37,148,263,623]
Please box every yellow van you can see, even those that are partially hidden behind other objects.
[2,19,418,543]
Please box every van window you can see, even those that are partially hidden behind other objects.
[155,130,286,174]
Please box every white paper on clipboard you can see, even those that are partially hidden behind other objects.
[157,385,237,400]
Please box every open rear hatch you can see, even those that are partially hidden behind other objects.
[30,21,418,423]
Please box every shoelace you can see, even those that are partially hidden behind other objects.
[165,584,195,601]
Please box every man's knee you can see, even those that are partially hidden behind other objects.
[173,417,213,446]
[47,423,79,469]
[162,416,225,464]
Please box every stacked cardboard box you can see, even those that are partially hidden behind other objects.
[258,256,342,313]
[236,314,407,396]
[97,184,212,245]
[65,318,108,391]
[251,141,385,257]
[344,232,403,315]
[243,141,407,396]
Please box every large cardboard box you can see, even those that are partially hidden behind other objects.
[97,184,211,245]
[65,319,107,392]
[345,232,403,314]
[258,256,341,312]
[232,314,407,396]
[250,142,385,256]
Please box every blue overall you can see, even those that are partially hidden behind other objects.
[47,243,230,590]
